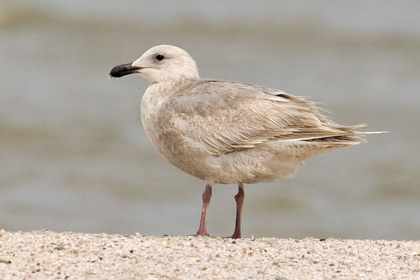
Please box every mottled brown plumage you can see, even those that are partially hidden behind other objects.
[110,45,371,238]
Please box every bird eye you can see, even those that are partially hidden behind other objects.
[155,54,165,61]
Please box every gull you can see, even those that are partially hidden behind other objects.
[110,44,375,239]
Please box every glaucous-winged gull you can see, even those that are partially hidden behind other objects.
[110,45,375,239]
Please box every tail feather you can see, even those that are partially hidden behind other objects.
[302,124,386,147]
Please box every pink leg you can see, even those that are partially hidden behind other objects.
[194,184,212,237]
[231,183,245,239]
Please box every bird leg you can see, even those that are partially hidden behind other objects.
[231,183,245,239]
[194,183,212,237]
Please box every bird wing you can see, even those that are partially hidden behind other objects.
[164,80,362,156]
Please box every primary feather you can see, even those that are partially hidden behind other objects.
[149,79,365,183]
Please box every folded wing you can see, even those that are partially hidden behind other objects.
[164,80,364,156]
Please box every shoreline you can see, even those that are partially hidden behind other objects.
[1,229,419,279]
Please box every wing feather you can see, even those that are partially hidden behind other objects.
[163,80,363,155]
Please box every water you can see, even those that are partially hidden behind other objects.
[1,0,419,240]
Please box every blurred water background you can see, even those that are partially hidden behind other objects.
[1,0,419,240]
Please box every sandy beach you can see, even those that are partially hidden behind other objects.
[1,229,419,279]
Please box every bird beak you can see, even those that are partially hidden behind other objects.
[109,63,142,78]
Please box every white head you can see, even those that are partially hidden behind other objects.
[110,45,199,84]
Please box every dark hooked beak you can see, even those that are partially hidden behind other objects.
[109,63,142,78]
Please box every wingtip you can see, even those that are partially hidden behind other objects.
[363,131,389,134]
[352,124,388,135]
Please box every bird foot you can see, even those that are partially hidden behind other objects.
[230,233,241,239]
[193,231,209,237]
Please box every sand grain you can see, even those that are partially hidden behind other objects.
[1,230,419,279]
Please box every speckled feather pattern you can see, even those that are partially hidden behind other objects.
[133,46,366,184]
